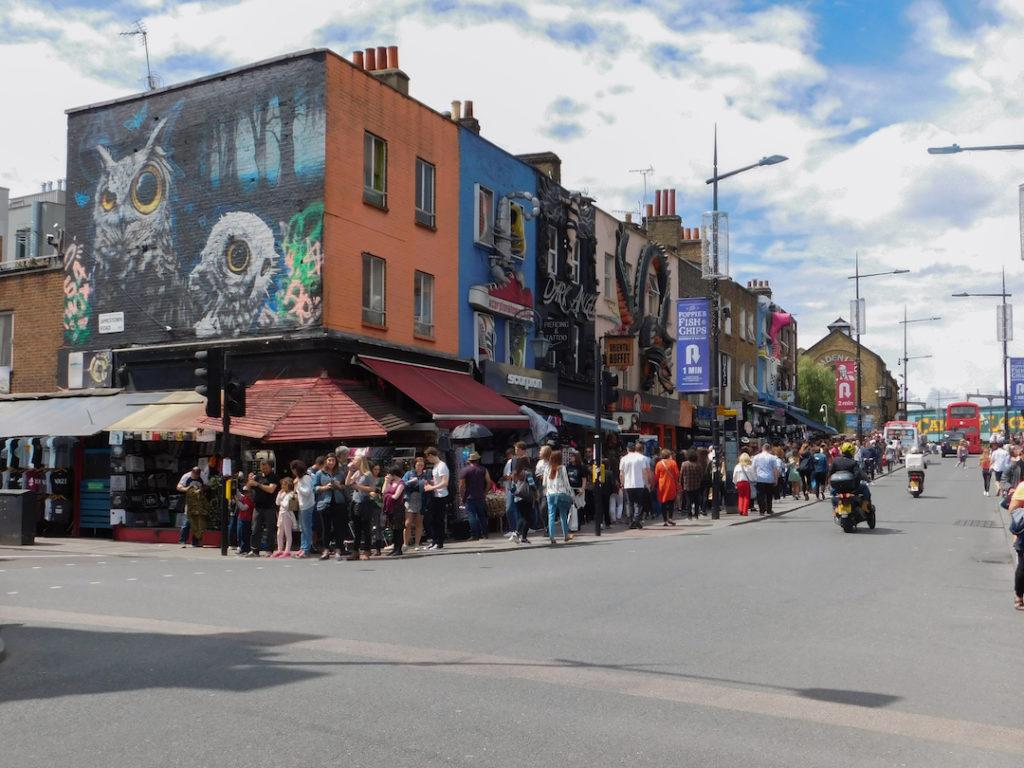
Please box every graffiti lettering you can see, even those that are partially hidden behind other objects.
[541,276,597,320]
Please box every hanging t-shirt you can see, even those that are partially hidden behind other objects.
[50,469,72,497]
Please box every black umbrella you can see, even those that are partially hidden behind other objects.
[450,422,493,440]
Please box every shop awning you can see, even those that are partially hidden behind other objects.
[341,382,418,432]
[785,407,839,435]
[197,376,386,443]
[105,391,213,440]
[560,407,620,433]
[359,356,529,429]
[0,390,171,438]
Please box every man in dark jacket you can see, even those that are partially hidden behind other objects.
[828,442,871,507]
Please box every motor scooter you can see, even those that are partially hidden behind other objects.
[906,451,926,498]
[830,471,876,533]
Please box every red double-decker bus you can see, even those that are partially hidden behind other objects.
[945,402,982,453]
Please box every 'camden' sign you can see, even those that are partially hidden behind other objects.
[542,276,597,320]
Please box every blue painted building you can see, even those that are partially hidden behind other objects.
[457,127,559,407]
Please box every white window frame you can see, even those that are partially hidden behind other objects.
[363,132,387,208]
[0,312,12,368]
[566,238,580,283]
[474,184,494,246]
[603,253,615,303]
[14,229,30,261]
[362,253,386,326]
[646,272,661,315]
[739,308,747,340]
[415,157,435,228]
[747,313,755,342]
[722,298,732,336]
[413,270,434,338]
[546,224,558,275]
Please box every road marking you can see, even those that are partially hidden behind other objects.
[162,574,174,578]
[97,562,106,565]
[65,563,76,567]
[89,581,101,585]
[193,572,204,575]
[31,566,41,570]
[126,578,137,581]
[49,586,61,590]
[5,591,16,595]
[0,604,1020,757]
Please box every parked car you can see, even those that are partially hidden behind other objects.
[940,431,965,457]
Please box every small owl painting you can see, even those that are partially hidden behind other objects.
[188,212,277,338]
[92,118,188,328]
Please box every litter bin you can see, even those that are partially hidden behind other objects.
[0,489,36,545]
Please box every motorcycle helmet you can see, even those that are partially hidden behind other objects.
[840,441,856,457]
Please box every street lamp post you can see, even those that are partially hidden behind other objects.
[704,127,787,519]
[952,267,1013,442]
[847,255,910,440]
[928,143,1024,154]
[897,306,941,418]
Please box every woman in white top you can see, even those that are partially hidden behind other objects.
[291,460,316,558]
[542,449,573,544]
[732,452,755,517]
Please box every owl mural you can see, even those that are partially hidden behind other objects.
[92,118,189,329]
[188,212,277,338]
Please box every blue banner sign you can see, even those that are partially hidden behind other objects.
[1011,357,1024,408]
[676,298,710,392]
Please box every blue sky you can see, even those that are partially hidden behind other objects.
[2,0,1023,397]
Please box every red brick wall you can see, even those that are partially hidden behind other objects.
[323,54,460,354]
[0,266,63,392]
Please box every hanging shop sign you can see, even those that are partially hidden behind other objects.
[1011,357,1024,409]
[676,298,710,392]
[541,316,572,347]
[605,335,635,370]
[541,276,597,320]
[468,280,534,319]
[834,358,857,413]
[482,361,558,403]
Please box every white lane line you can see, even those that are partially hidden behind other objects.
[49,585,62,590]
[31,566,42,570]
[97,562,107,565]
[193,571,204,575]
[255,566,264,570]
[65,563,76,567]
[162,574,174,578]
[89,581,101,585]
[126,577,137,581]
[5,591,17,595]
[223,569,233,573]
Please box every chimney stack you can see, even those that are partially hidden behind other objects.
[654,190,663,217]
[352,50,365,69]
[668,189,676,216]
[458,99,481,134]
[646,189,682,250]
[366,44,410,95]
[645,203,654,219]
[451,100,462,120]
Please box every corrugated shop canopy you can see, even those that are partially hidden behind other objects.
[0,390,171,438]
[197,376,387,443]
[358,356,529,429]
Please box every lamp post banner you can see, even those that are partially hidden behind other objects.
[1011,357,1024,408]
[676,298,711,392]
[834,358,858,413]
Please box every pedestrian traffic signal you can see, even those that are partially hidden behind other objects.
[601,370,619,410]
[225,376,246,418]
[194,350,223,418]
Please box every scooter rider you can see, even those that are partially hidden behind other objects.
[829,442,872,508]
[906,445,926,494]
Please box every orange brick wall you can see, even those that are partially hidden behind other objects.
[0,267,63,392]
[323,54,460,354]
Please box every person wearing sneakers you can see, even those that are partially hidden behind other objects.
[273,477,298,558]
[291,460,315,558]
[423,447,450,550]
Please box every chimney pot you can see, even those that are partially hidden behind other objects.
[353,50,364,69]
[464,100,474,118]
[376,46,387,68]
[365,48,377,70]
[645,203,654,219]
[655,190,663,217]
[668,189,677,216]
[387,45,399,69]
[451,100,462,120]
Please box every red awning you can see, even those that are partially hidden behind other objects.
[197,377,386,443]
[358,356,528,429]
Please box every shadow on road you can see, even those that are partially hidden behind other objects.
[0,624,326,704]
[866,527,905,535]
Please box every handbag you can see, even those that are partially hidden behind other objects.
[567,505,579,532]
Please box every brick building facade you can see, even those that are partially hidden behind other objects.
[0,259,63,393]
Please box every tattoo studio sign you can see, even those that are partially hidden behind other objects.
[541,276,597,320]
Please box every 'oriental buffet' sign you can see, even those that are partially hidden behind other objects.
[541,276,597,320]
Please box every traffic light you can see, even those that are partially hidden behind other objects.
[225,376,246,418]
[601,370,619,410]
[194,350,223,418]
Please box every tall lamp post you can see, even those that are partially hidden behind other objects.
[704,128,787,518]
[897,306,941,417]
[846,254,910,440]
[952,267,1013,441]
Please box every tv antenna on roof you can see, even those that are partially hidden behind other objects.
[120,20,158,90]
[629,166,654,208]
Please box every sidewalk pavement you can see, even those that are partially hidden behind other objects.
[0,494,822,562]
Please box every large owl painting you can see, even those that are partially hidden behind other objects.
[63,53,326,359]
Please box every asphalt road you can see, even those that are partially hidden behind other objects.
[0,457,1020,767]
